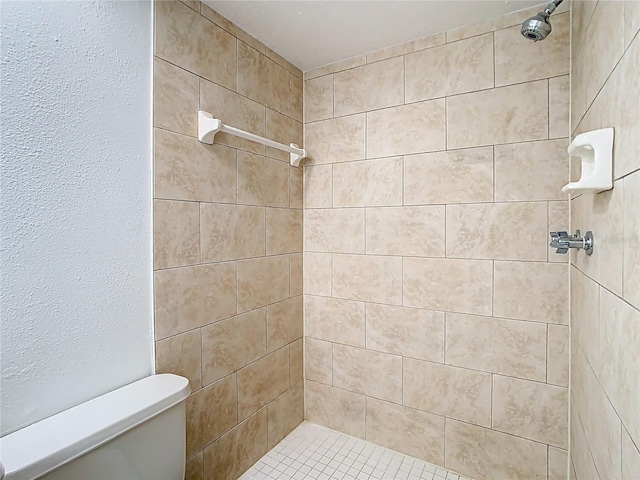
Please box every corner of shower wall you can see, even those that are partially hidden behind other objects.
[151,1,305,478]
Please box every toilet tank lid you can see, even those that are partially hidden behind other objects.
[0,373,190,480]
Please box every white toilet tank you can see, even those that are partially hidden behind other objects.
[0,374,191,480]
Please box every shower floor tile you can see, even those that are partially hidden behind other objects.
[239,421,472,480]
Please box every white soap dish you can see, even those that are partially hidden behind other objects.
[562,127,614,194]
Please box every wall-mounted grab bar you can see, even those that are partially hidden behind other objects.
[197,110,307,167]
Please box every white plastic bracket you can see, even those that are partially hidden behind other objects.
[290,143,306,167]
[198,110,222,144]
[562,127,614,194]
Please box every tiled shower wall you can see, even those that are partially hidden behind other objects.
[303,5,571,480]
[569,1,640,479]
[152,2,304,479]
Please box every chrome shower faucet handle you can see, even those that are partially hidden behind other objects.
[549,230,594,256]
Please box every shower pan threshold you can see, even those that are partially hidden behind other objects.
[240,421,472,480]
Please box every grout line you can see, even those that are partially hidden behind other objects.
[546,323,550,385]
[492,31,496,88]
[547,78,551,139]
[490,374,494,428]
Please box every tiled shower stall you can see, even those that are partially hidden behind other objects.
[152,1,640,480]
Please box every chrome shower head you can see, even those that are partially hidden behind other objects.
[521,12,552,41]
[520,0,563,42]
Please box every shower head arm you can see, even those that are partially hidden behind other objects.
[544,0,563,16]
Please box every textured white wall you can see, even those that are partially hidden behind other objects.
[0,1,153,435]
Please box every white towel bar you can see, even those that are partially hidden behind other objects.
[197,110,306,167]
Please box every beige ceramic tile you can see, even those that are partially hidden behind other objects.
[494,139,570,202]
[571,180,624,296]
[154,200,200,270]
[404,147,493,205]
[549,201,570,263]
[571,345,622,480]
[622,427,640,480]
[446,202,548,261]
[304,295,365,347]
[447,80,548,149]
[446,313,547,382]
[265,47,303,79]
[154,262,237,340]
[186,374,237,458]
[154,128,236,203]
[199,3,266,55]
[492,375,568,448]
[549,76,570,139]
[203,408,268,480]
[570,405,600,480]
[366,206,445,257]
[305,380,365,439]
[366,100,446,158]
[366,33,445,64]
[304,75,333,122]
[201,308,267,386]
[265,108,303,162]
[266,208,302,255]
[332,254,402,304]
[267,382,304,448]
[333,56,404,117]
[155,329,202,390]
[237,255,290,312]
[290,166,303,209]
[290,74,303,122]
[303,252,331,296]
[548,324,569,387]
[403,257,492,315]
[179,0,199,13]
[289,253,303,297]
[599,288,640,444]
[366,304,444,363]
[625,0,640,48]
[405,33,493,103]
[305,337,332,385]
[238,152,290,208]
[304,114,366,165]
[303,165,333,209]
[445,20,493,43]
[404,359,491,427]
[200,203,265,263]
[494,261,568,324]
[580,2,626,119]
[155,1,236,90]
[332,344,402,403]
[237,346,290,420]
[266,296,302,352]
[624,171,640,309]
[549,447,568,480]
[185,451,203,480]
[333,158,402,207]
[304,55,367,80]
[366,398,445,466]
[304,208,364,254]
[237,41,289,115]
[570,266,600,365]
[199,79,265,155]
[289,338,303,384]
[445,419,548,480]
[495,13,569,87]
[153,57,198,136]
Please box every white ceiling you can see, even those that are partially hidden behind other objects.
[203,0,544,71]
